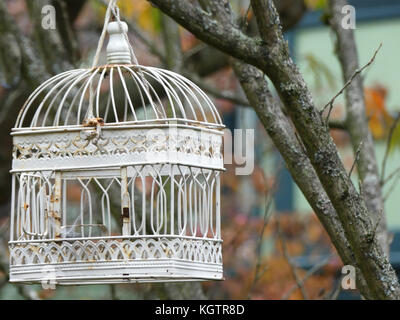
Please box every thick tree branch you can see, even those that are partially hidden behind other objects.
[148,0,269,69]
[328,0,389,256]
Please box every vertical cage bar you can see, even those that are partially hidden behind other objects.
[26,175,31,239]
[216,173,221,239]
[16,175,21,240]
[20,175,26,239]
[62,179,67,230]
[53,172,62,238]
[121,166,131,236]
[10,174,15,241]
[170,166,174,235]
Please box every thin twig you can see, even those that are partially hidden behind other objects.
[381,111,400,184]
[282,255,331,300]
[278,223,309,300]
[383,166,400,187]
[246,192,274,299]
[246,165,282,299]
[321,43,382,123]
[383,172,400,202]
[328,120,346,131]
[240,3,252,31]
[324,278,342,300]
[348,141,363,178]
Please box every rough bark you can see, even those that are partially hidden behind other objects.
[328,0,389,255]
[148,0,400,299]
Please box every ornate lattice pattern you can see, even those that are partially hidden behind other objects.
[12,127,223,171]
[9,238,222,266]
[10,165,221,242]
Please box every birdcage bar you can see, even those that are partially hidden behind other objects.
[15,65,223,129]
[11,166,222,240]
[9,163,222,284]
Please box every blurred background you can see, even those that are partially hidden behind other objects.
[1,0,400,300]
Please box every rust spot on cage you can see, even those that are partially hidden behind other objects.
[83,117,105,127]
[122,207,130,219]
[49,195,60,203]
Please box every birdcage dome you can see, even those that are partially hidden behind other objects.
[8,5,224,286]
[14,64,223,129]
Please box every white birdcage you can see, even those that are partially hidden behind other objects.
[8,2,224,285]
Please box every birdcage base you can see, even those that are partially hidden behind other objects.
[9,259,223,285]
[9,237,223,285]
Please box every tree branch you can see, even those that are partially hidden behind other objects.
[328,120,347,130]
[247,169,276,298]
[53,0,81,64]
[26,0,73,74]
[148,0,268,69]
[321,43,382,118]
[381,112,400,184]
[278,223,309,300]
[0,0,49,87]
[328,0,389,257]
[282,255,332,300]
